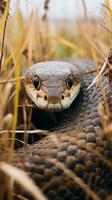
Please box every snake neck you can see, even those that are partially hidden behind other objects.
[51,72,112,135]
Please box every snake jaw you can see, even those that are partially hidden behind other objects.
[61,83,81,109]
[48,103,62,111]
[25,83,81,112]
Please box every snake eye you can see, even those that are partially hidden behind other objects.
[66,76,73,90]
[33,76,41,90]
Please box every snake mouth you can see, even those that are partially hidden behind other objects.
[25,83,81,112]
[41,102,62,112]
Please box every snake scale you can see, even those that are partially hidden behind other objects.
[13,60,112,200]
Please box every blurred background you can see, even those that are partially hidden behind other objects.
[19,0,111,20]
[2,0,112,67]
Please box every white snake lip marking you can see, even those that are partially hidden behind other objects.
[24,61,81,112]
[48,103,61,110]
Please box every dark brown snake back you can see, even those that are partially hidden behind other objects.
[14,61,112,200]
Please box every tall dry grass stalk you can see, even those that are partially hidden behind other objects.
[81,0,88,20]
[0,0,7,16]
[0,0,11,70]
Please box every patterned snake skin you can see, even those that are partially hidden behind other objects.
[14,60,112,200]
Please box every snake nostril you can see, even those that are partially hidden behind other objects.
[44,95,48,101]
[62,95,64,100]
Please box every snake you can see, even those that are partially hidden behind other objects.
[13,60,112,200]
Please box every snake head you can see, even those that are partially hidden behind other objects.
[24,61,81,112]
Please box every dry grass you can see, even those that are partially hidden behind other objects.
[0,0,112,199]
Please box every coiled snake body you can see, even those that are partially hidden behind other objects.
[14,60,112,200]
